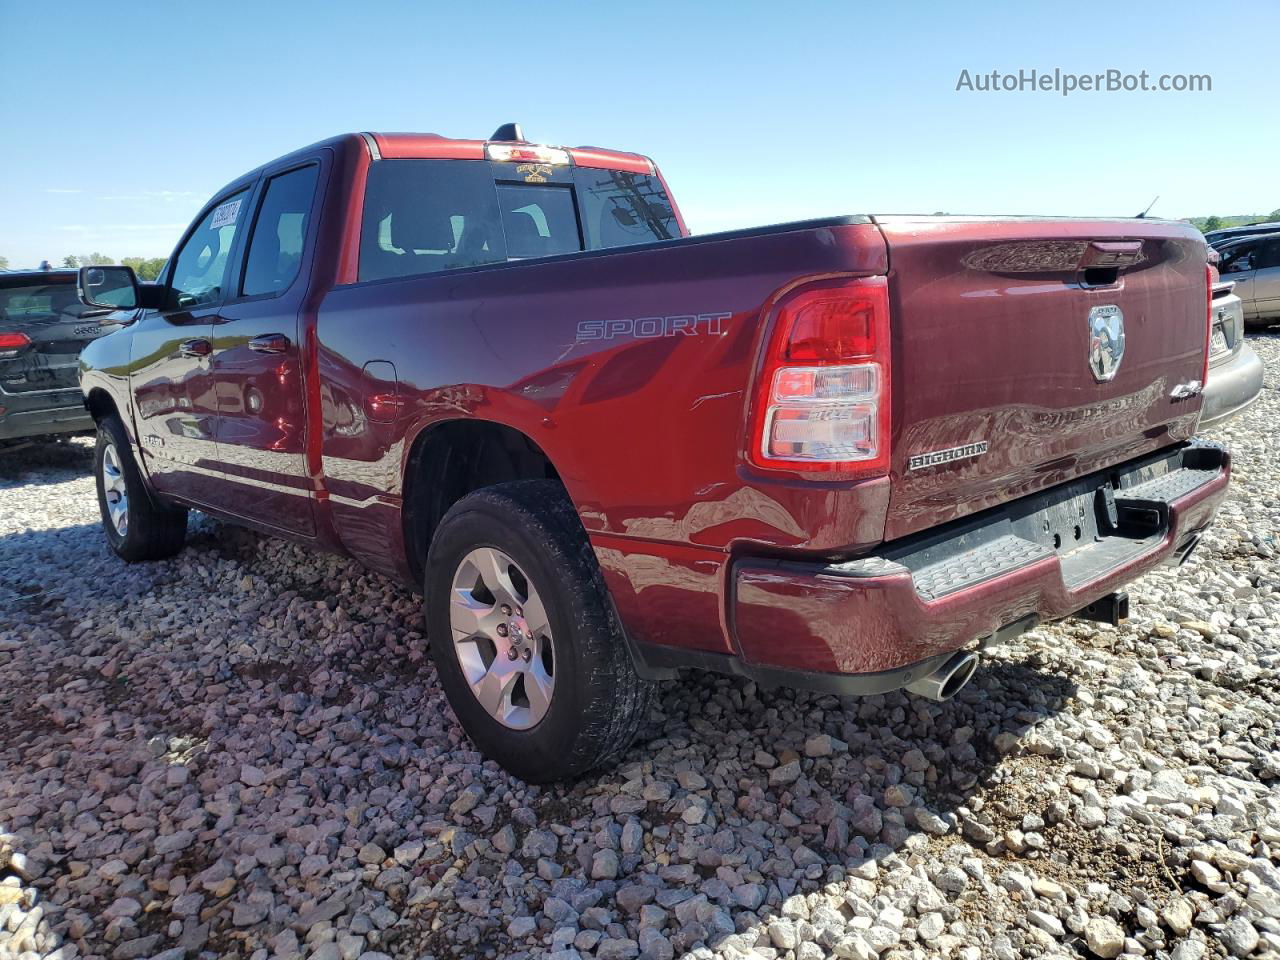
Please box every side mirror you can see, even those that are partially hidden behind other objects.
[78,265,140,310]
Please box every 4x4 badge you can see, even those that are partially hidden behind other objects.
[1088,304,1125,382]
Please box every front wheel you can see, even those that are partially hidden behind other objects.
[94,415,188,562]
[425,480,655,782]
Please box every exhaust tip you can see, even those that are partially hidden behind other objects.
[904,651,979,702]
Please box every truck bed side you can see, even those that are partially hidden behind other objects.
[314,219,888,652]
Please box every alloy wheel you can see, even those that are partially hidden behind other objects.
[449,547,555,730]
[101,442,129,536]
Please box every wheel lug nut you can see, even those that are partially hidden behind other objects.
[496,623,508,637]
[500,604,512,616]
[522,649,532,662]
[507,647,519,661]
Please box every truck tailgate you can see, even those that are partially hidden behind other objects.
[877,216,1208,541]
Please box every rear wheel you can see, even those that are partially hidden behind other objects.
[425,480,655,782]
[94,415,188,562]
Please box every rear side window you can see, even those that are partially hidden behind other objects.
[169,189,250,309]
[1256,240,1280,270]
[242,165,319,297]
[360,160,505,282]
[572,169,677,248]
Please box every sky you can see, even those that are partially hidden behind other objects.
[1,0,1276,268]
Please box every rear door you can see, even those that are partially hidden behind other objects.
[131,187,251,504]
[1219,240,1258,315]
[1249,238,1280,317]
[205,160,322,537]
[875,217,1210,541]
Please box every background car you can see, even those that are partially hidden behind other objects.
[0,269,123,444]
[1200,276,1265,427]
[1204,220,1280,248]
[1216,234,1280,329]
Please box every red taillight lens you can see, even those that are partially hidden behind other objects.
[0,332,32,350]
[1202,263,1212,385]
[784,297,877,362]
[748,277,891,477]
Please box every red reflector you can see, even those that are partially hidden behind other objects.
[784,297,876,362]
[1202,263,1212,385]
[0,332,32,349]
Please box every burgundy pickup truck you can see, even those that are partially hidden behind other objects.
[77,126,1228,781]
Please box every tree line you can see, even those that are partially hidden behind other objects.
[60,254,166,280]
[1192,209,1280,232]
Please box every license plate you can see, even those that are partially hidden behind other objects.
[1209,325,1230,358]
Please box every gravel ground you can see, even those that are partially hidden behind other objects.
[2,334,1278,960]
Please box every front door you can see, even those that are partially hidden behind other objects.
[206,163,321,537]
[1219,240,1259,318]
[131,188,251,505]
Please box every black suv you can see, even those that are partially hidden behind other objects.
[0,269,122,442]
[1204,221,1280,249]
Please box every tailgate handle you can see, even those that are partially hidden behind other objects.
[1079,241,1144,288]
[1084,240,1144,267]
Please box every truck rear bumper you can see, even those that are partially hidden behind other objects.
[713,438,1230,689]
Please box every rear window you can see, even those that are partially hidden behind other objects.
[573,168,677,248]
[358,159,678,283]
[496,183,581,259]
[0,279,83,322]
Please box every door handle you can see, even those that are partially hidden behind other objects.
[248,333,291,354]
[179,338,212,358]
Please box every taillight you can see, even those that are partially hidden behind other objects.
[0,332,32,357]
[748,277,891,476]
[1202,263,1212,385]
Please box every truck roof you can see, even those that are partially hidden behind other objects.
[213,131,657,200]
[368,132,654,173]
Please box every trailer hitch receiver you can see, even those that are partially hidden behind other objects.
[1074,591,1129,627]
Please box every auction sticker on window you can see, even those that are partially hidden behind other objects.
[210,199,242,229]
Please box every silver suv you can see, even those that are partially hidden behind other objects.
[1217,234,1280,330]
[1200,278,1264,428]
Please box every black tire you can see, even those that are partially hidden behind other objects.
[94,415,188,562]
[425,479,656,782]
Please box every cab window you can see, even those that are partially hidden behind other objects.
[168,190,249,309]
[241,165,320,297]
